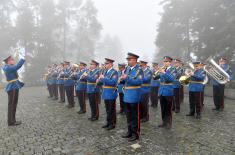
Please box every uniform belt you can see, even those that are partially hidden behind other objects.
[189,81,203,84]
[87,82,96,85]
[160,82,173,85]
[63,78,70,80]
[79,82,86,84]
[142,84,150,87]
[7,79,18,83]
[124,86,141,89]
[103,86,116,89]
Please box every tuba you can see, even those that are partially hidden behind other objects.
[203,57,230,84]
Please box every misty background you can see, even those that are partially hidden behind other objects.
[0,0,235,84]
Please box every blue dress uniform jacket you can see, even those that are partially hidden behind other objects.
[151,78,160,87]
[3,59,25,92]
[188,69,206,92]
[57,70,64,85]
[211,64,233,86]
[141,68,152,94]
[51,70,58,85]
[47,71,53,85]
[85,68,100,93]
[75,69,87,91]
[173,67,183,89]
[123,65,144,104]
[117,71,125,93]
[63,68,74,87]
[158,66,176,96]
[99,68,118,100]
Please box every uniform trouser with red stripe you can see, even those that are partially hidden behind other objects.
[65,86,74,106]
[77,90,86,112]
[213,85,225,109]
[189,92,202,115]
[179,85,184,104]
[104,99,116,126]
[52,84,58,99]
[125,103,140,137]
[173,88,180,111]
[150,86,159,107]
[119,93,125,113]
[160,96,173,126]
[58,84,65,102]
[140,93,150,121]
[201,91,204,108]
[88,93,99,119]
[7,89,19,125]
[47,84,53,97]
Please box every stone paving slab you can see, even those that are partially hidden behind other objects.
[0,87,235,155]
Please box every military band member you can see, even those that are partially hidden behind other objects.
[150,62,160,108]
[51,64,59,100]
[199,62,206,108]
[139,60,152,122]
[211,57,233,111]
[3,56,25,126]
[117,63,126,114]
[179,62,185,104]
[83,60,100,121]
[46,66,53,98]
[155,56,175,129]
[57,63,65,103]
[63,61,75,108]
[75,62,88,114]
[121,53,143,142]
[96,65,104,105]
[172,59,184,113]
[186,61,206,119]
[98,58,118,130]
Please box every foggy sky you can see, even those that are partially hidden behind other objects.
[94,0,162,62]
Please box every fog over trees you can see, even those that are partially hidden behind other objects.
[1,0,235,83]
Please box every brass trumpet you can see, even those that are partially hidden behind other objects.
[152,65,167,79]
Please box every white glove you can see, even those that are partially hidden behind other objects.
[19,48,26,59]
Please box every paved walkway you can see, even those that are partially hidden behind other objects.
[0,87,235,155]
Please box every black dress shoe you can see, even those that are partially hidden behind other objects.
[166,123,172,129]
[122,133,132,138]
[9,121,22,126]
[14,121,22,125]
[141,118,149,123]
[78,111,86,114]
[102,124,109,128]
[175,110,180,113]
[66,105,74,108]
[91,117,98,121]
[158,124,166,128]
[106,125,115,130]
[196,114,201,119]
[186,113,194,116]
[128,135,139,142]
[212,108,219,111]
[219,108,224,111]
